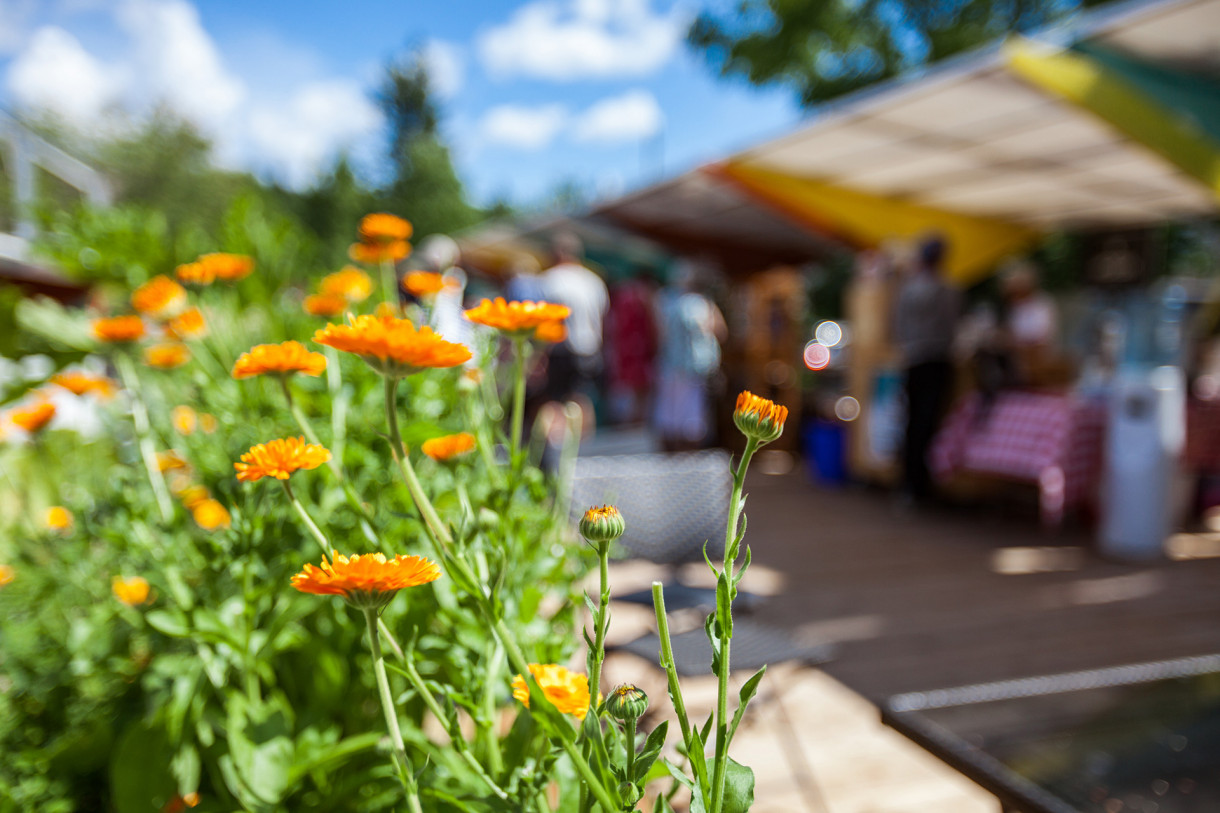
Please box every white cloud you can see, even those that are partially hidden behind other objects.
[478,0,685,81]
[7,27,121,121]
[479,103,568,150]
[572,89,662,143]
[422,40,464,99]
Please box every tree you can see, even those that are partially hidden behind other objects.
[688,0,1117,107]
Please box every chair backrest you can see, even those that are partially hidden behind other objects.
[570,449,731,564]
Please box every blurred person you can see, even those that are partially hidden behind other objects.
[893,234,961,502]
[417,234,471,348]
[1001,259,1059,385]
[539,232,609,407]
[504,254,546,303]
[653,262,726,451]
[606,269,659,424]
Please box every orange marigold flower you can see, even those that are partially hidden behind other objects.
[10,401,56,434]
[733,391,789,444]
[44,505,73,532]
[232,341,327,380]
[534,319,567,344]
[403,271,446,298]
[51,371,116,399]
[131,275,187,318]
[172,405,197,435]
[175,261,214,286]
[358,213,413,243]
[291,551,441,609]
[192,498,231,530]
[235,437,331,482]
[0,563,13,586]
[304,293,348,318]
[349,240,410,265]
[176,484,210,509]
[421,432,476,462]
[145,343,191,370]
[464,298,571,334]
[166,307,207,340]
[319,266,373,303]
[157,450,189,472]
[199,252,255,281]
[94,315,146,343]
[112,576,151,607]
[313,314,471,378]
[511,663,594,719]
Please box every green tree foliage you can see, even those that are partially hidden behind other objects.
[688,0,1117,107]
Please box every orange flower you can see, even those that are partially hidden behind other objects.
[304,293,348,317]
[403,271,446,298]
[175,261,214,286]
[421,432,476,462]
[51,371,116,399]
[131,275,187,318]
[112,576,151,607]
[172,405,197,435]
[166,307,207,340]
[156,450,189,472]
[10,401,56,434]
[232,341,327,380]
[464,298,571,334]
[235,437,331,482]
[94,315,146,343]
[313,314,471,378]
[349,240,410,265]
[319,267,373,303]
[44,506,73,532]
[191,499,230,530]
[534,319,567,344]
[145,343,190,370]
[199,253,254,281]
[176,484,210,509]
[733,391,788,444]
[0,564,13,587]
[291,551,441,609]
[511,663,594,719]
[358,213,413,243]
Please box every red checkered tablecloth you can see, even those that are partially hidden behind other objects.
[930,392,1106,525]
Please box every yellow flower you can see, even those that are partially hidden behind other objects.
[0,564,13,587]
[166,307,207,340]
[145,343,191,370]
[291,551,441,609]
[511,663,594,719]
[349,240,411,264]
[199,413,218,434]
[44,506,73,532]
[534,319,567,344]
[403,271,446,298]
[51,371,116,399]
[112,576,151,607]
[319,267,373,303]
[176,484,210,509]
[312,314,471,378]
[131,275,187,318]
[198,252,255,281]
[10,401,56,434]
[235,437,331,482]
[421,432,476,462]
[303,293,348,317]
[733,391,789,444]
[231,341,327,380]
[156,450,189,473]
[358,213,413,243]
[93,315,146,343]
[464,298,571,334]
[175,261,214,286]
[172,405,197,435]
[191,499,231,530]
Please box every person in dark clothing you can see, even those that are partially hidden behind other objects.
[892,236,961,502]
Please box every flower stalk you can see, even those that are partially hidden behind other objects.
[363,607,424,813]
[114,353,173,522]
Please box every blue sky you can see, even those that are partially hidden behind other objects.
[0,0,804,205]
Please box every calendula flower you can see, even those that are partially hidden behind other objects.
[464,298,571,334]
[0,564,13,587]
[112,576,151,607]
[175,261,213,286]
[319,267,373,303]
[421,432,476,462]
[176,484,210,509]
[606,684,649,721]
[349,240,410,265]
[162,792,201,812]
[291,551,441,609]
[232,341,327,380]
[191,499,230,530]
[511,663,594,719]
[44,506,73,532]
[198,253,255,281]
[358,213,413,243]
[303,293,348,317]
[313,314,471,378]
[172,405,197,435]
[131,275,187,319]
[733,391,788,444]
[199,414,218,434]
[579,505,625,544]
[534,320,567,344]
[94,315,146,343]
[235,437,331,482]
[166,307,207,340]
[403,271,446,298]
[145,343,191,370]
[51,371,116,399]
[10,401,56,434]
[157,450,189,472]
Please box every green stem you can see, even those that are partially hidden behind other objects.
[115,353,173,522]
[587,542,611,709]
[510,336,527,475]
[363,608,423,813]
[652,582,707,791]
[385,377,453,549]
[624,716,637,787]
[480,639,505,774]
[242,545,259,702]
[281,480,331,557]
[381,259,399,315]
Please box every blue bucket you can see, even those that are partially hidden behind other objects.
[803,420,846,485]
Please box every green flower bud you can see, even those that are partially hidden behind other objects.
[605,683,648,721]
[733,391,788,445]
[579,505,625,545]
[617,782,641,805]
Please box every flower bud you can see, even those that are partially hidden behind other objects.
[733,391,788,445]
[605,683,649,721]
[579,505,625,545]
[617,782,641,806]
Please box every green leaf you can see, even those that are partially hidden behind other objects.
[716,572,733,639]
[633,720,668,782]
[728,666,767,746]
[144,609,191,638]
[110,721,178,813]
[721,758,756,813]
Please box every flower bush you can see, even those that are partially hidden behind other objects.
[0,209,786,813]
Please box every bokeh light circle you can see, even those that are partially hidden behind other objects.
[815,320,843,348]
[803,341,831,371]
[834,396,861,421]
